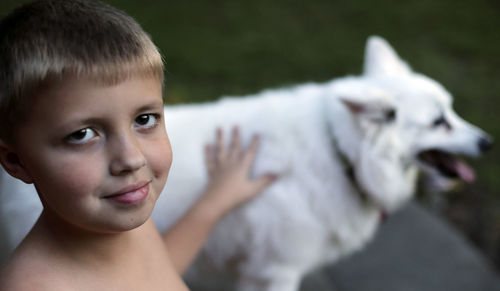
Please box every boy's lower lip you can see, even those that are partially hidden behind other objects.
[104,183,150,205]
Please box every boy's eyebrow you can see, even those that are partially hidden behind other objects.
[135,100,165,113]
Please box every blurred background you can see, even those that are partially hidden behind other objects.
[2,0,500,280]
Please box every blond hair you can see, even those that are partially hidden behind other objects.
[0,0,164,143]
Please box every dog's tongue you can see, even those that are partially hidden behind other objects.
[419,150,476,183]
[452,160,476,183]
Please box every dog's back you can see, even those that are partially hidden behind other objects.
[153,79,383,290]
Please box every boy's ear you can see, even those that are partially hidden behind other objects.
[0,140,33,184]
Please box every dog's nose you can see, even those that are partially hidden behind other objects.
[478,137,493,153]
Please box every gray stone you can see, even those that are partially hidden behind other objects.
[299,202,500,291]
[187,203,500,291]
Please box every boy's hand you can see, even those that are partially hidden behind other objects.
[201,127,277,217]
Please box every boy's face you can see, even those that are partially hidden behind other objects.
[12,76,172,233]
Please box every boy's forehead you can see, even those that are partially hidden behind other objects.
[28,75,161,107]
[42,74,163,92]
[28,75,163,117]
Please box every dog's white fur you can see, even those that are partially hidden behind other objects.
[0,36,491,290]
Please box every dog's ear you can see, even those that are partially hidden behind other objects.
[340,97,396,124]
[363,36,412,77]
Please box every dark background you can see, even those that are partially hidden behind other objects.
[2,0,499,270]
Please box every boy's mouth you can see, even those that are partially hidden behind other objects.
[104,181,151,205]
[417,149,475,183]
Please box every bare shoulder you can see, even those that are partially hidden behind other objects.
[0,255,63,291]
[0,270,49,291]
[0,236,68,291]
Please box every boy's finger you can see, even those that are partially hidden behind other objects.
[215,127,226,160]
[253,173,278,193]
[204,144,216,175]
[242,134,260,166]
[229,126,241,158]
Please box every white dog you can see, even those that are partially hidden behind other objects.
[0,36,492,290]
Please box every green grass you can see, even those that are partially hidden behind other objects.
[2,0,500,266]
[117,0,500,199]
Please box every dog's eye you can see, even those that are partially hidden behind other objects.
[432,115,450,129]
[385,109,396,122]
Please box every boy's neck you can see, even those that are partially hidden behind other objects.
[33,210,153,268]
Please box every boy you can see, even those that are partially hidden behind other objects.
[0,0,276,290]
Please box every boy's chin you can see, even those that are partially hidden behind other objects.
[110,208,155,232]
[94,214,152,234]
[81,204,155,234]
[99,191,158,232]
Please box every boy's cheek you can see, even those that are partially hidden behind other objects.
[148,138,172,185]
[53,161,104,196]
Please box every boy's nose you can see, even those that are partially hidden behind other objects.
[109,134,147,175]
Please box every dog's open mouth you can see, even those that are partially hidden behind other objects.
[417,150,475,183]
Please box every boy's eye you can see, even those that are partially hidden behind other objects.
[135,114,159,129]
[66,128,97,144]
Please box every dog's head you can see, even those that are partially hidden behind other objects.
[327,36,493,212]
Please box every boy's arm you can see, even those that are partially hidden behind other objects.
[162,127,277,274]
